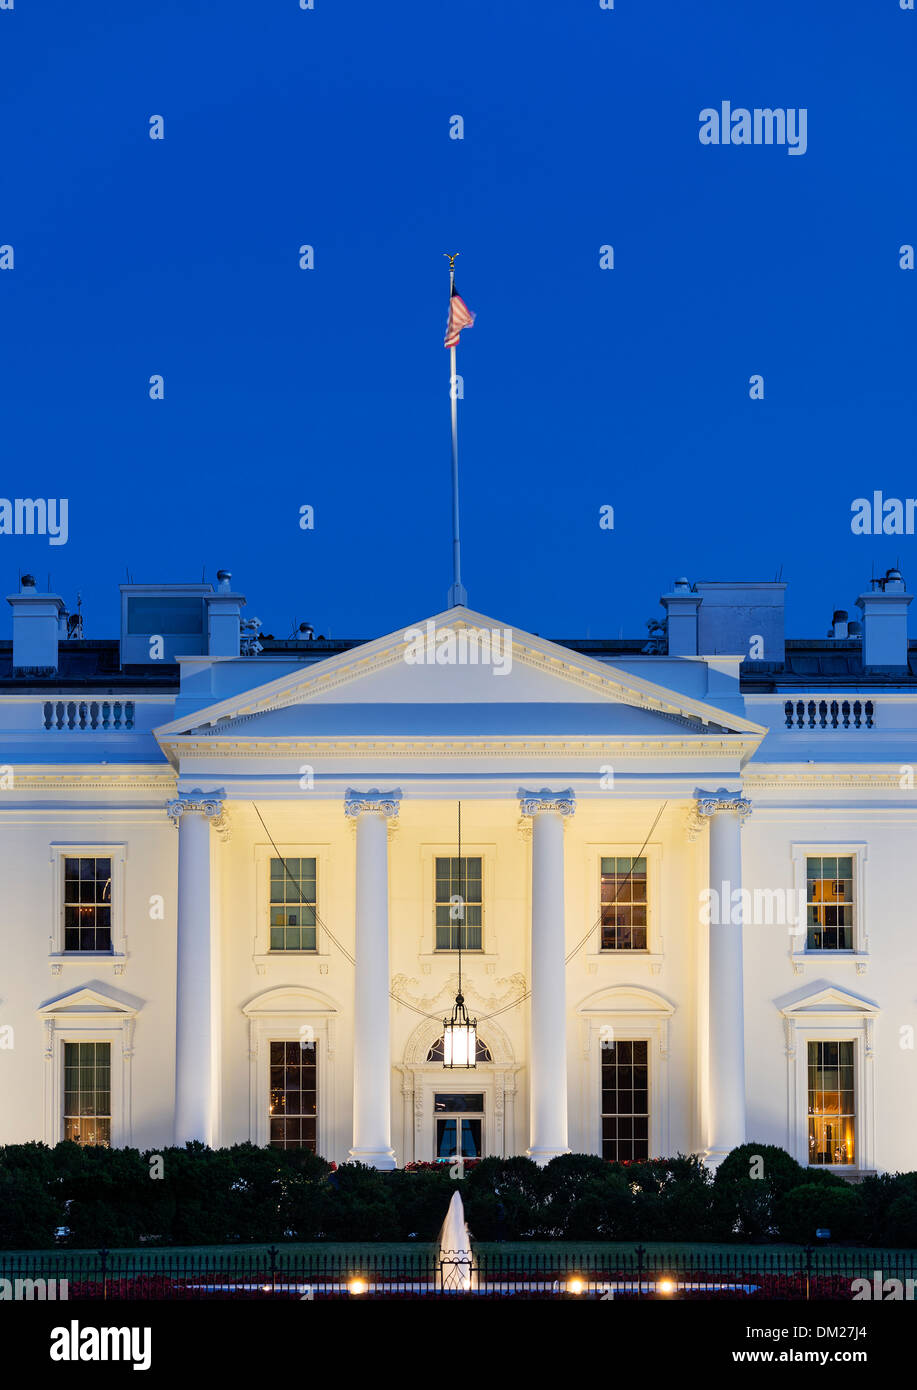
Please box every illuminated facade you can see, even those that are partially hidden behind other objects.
[2,568,915,1173]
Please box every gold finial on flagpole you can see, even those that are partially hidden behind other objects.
[444,252,460,272]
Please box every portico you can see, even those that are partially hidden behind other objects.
[153,605,766,1166]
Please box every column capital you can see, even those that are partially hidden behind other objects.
[518,787,576,818]
[167,788,230,840]
[694,787,752,821]
[344,787,402,819]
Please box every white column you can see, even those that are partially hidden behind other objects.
[345,789,400,1169]
[167,788,229,1146]
[696,788,752,1166]
[520,788,575,1163]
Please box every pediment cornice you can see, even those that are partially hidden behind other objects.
[153,605,766,758]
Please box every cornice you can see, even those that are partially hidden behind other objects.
[152,609,767,741]
[158,737,756,760]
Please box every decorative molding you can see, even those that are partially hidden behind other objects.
[686,803,706,842]
[694,788,753,823]
[518,787,576,817]
[153,621,763,743]
[166,788,230,841]
[391,972,526,1019]
[158,737,757,761]
[343,788,402,819]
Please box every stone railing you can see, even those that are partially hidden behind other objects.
[783,698,874,730]
[42,700,135,731]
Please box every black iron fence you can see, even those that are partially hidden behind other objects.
[0,1244,915,1299]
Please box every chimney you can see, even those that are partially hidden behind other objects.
[7,574,66,674]
[830,609,849,639]
[659,577,701,656]
[694,580,786,662]
[856,568,912,669]
[206,569,246,657]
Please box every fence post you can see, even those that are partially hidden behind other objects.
[99,1247,109,1301]
[635,1243,645,1300]
[804,1244,812,1302]
[268,1244,278,1294]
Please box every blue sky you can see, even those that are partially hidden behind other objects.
[1,0,915,642]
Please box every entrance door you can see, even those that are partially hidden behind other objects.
[434,1092,484,1159]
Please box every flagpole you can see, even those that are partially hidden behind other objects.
[446,254,467,608]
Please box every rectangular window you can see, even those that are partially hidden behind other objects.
[435,856,483,950]
[806,856,854,950]
[601,1039,649,1161]
[435,1094,484,1159]
[269,1040,317,1151]
[63,857,112,952]
[808,1040,855,1166]
[63,1042,111,1146]
[600,857,648,950]
[269,857,317,951]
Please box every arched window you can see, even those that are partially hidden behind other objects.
[426,1034,492,1063]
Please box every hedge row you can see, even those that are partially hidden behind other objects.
[1,1140,916,1248]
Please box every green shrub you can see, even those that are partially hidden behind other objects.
[61,1145,151,1248]
[464,1156,543,1238]
[776,1183,864,1244]
[712,1143,806,1240]
[858,1171,917,1246]
[386,1166,455,1240]
[318,1163,399,1241]
[0,1171,61,1248]
[625,1155,714,1240]
[276,1150,333,1240]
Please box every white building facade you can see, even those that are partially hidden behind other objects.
[2,569,916,1174]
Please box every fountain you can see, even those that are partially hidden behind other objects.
[437,1190,475,1291]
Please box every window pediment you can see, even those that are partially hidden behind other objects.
[778,983,880,1020]
[37,985,140,1020]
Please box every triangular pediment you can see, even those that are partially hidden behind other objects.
[778,983,880,1018]
[155,605,765,753]
[37,985,140,1019]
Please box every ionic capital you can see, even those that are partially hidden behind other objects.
[518,787,576,818]
[344,787,402,819]
[167,787,230,841]
[694,787,753,822]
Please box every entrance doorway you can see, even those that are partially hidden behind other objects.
[434,1092,484,1160]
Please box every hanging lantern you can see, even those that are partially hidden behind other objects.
[442,992,477,1069]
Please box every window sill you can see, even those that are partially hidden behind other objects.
[252,952,332,976]
[253,952,331,961]
[588,950,664,966]
[806,1164,858,1176]
[49,953,127,976]
[791,951,868,976]
[49,952,125,962]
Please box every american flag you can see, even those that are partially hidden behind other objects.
[444,284,475,349]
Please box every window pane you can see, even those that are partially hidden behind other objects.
[601,857,649,950]
[601,1039,650,1161]
[807,1041,855,1165]
[268,1040,318,1151]
[434,856,483,950]
[268,857,317,949]
[63,1042,111,1146]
